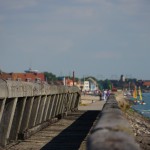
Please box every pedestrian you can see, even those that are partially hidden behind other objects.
[103,90,107,101]
[99,90,102,100]
[106,89,110,99]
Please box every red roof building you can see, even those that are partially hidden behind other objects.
[143,81,150,87]
[65,78,77,86]
[0,72,45,83]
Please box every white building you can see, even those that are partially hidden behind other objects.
[90,83,97,91]
[83,81,90,91]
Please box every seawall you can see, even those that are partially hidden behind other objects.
[87,94,141,150]
[0,79,80,147]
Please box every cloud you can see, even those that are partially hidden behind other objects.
[0,0,38,10]
[2,33,73,54]
[74,0,149,16]
[49,38,74,54]
[103,0,150,16]
[0,15,4,22]
[94,51,122,59]
[0,0,150,79]
[75,0,104,4]
[54,6,95,20]
[0,16,4,32]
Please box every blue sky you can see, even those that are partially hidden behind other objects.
[0,0,150,80]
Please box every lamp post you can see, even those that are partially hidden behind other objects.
[129,82,130,91]
[73,71,75,86]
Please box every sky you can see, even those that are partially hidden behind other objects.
[0,0,150,80]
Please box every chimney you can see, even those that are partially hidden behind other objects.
[73,71,75,86]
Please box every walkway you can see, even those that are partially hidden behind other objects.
[3,95,105,150]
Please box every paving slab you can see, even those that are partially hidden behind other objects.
[1,95,105,150]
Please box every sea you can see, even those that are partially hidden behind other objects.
[132,93,150,119]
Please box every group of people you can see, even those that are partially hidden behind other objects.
[81,89,111,101]
[99,89,111,101]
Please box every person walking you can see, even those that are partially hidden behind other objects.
[103,90,107,101]
[99,90,102,100]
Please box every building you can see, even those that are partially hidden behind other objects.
[83,81,90,91]
[65,78,77,86]
[143,81,150,87]
[0,72,45,83]
[120,75,125,82]
[90,83,97,91]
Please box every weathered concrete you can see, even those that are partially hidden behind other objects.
[2,111,100,150]
[0,79,79,98]
[87,94,141,150]
[1,80,142,149]
[0,94,105,150]
[0,79,80,147]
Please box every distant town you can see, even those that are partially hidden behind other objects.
[0,68,150,93]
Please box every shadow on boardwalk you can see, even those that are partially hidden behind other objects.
[41,111,100,150]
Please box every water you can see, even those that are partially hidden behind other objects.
[132,93,150,118]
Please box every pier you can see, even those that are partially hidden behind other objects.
[0,79,141,150]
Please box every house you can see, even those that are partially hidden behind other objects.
[83,81,90,91]
[0,72,45,83]
[143,81,150,87]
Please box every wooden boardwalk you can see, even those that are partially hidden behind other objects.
[3,96,105,150]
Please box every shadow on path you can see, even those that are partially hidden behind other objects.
[41,111,100,150]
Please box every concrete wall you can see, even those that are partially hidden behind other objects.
[87,94,141,150]
[0,79,80,147]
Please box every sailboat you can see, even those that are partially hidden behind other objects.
[138,86,146,105]
[133,86,137,100]
[131,85,138,104]
[124,85,145,105]
[138,86,142,101]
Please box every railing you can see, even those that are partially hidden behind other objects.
[87,94,141,150]
[0,79,80,147]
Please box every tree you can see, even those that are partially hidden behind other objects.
[97,80,103,90]
[103,79,112,90]
[43,72,57,83]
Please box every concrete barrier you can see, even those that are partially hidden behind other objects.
[0,79,80,147]
[87,94,141,150]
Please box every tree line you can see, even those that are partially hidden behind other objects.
[43,72,145,90]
